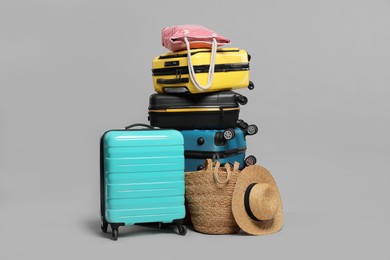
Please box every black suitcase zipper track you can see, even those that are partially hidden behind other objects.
[185,148,246,159]
[152,63,249,76]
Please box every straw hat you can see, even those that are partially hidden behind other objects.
[231,164,283,235]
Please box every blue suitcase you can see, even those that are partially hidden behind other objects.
[179,123,258,172]
[100,124,187,240]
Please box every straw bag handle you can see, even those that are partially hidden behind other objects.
[232,161,240,172]
[204,159,214,171]
[204,159,227,182]
[184,32,217,92]
[204,159,240,184]
[205,159,240,171]
[213,161,229,184]
[214,161,238,185]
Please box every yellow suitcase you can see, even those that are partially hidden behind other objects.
[152,48,254,94]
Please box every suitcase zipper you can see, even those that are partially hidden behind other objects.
[152,63,249,76]
[185,148,246,159]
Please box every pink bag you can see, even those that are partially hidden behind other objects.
[162,24,231,52]
[161,25,231,92]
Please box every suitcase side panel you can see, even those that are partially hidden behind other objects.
[148,91,244,129]
[102,130,185,225]
[103,130,183,147]
[152,49,250,94]
[153,48,248,69]
[184,153,246,172]
[180,128,246,152]
[149,110,239,130]
[153,70,249,94]
[107,197,185,224]
[148,91,242,110]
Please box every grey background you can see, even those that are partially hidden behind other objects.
[1,0,389,259]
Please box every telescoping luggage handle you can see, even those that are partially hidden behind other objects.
[124,123,154,130]
[183,30,217,92]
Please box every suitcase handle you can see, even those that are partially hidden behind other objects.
[156,77,189,84]
[124,123,154,130]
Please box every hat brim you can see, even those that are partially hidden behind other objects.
[232,165,283,235]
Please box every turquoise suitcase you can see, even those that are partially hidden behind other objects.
[100,124,187,240]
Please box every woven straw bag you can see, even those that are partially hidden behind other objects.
[185,159,241,234]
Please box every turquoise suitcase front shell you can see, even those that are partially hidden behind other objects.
[101,129,185,227]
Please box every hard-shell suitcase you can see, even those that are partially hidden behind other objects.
[100,124,187,240]
[148,91,248,130]
[179,123,258,172]
[152,48,254,94]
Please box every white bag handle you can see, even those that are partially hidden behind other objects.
[184,33,217,92]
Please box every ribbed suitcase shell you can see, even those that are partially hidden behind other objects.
[101,129,185,226]
[152,48,251,94]
[180,127,247,171]
[148,91,247,129]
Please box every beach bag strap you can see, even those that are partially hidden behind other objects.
[213,161,231,184]
[204,159,240,185]
[205,158,214,170]
[184,31,217,92]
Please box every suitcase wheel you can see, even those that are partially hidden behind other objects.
[245,155,257,166]
[235,94,248,105]
[248,81,255,90]
[101,221,108,233]
[246,124,258,135]
[223,129,236,140]
[112,229,119,241]
[177,224,187,236]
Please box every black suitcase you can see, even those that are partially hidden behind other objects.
[148,91,248,130]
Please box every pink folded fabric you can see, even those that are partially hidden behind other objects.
[162,24,231,52]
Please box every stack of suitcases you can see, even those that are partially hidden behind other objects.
[100,25,259,240]
[149,47,258,171]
